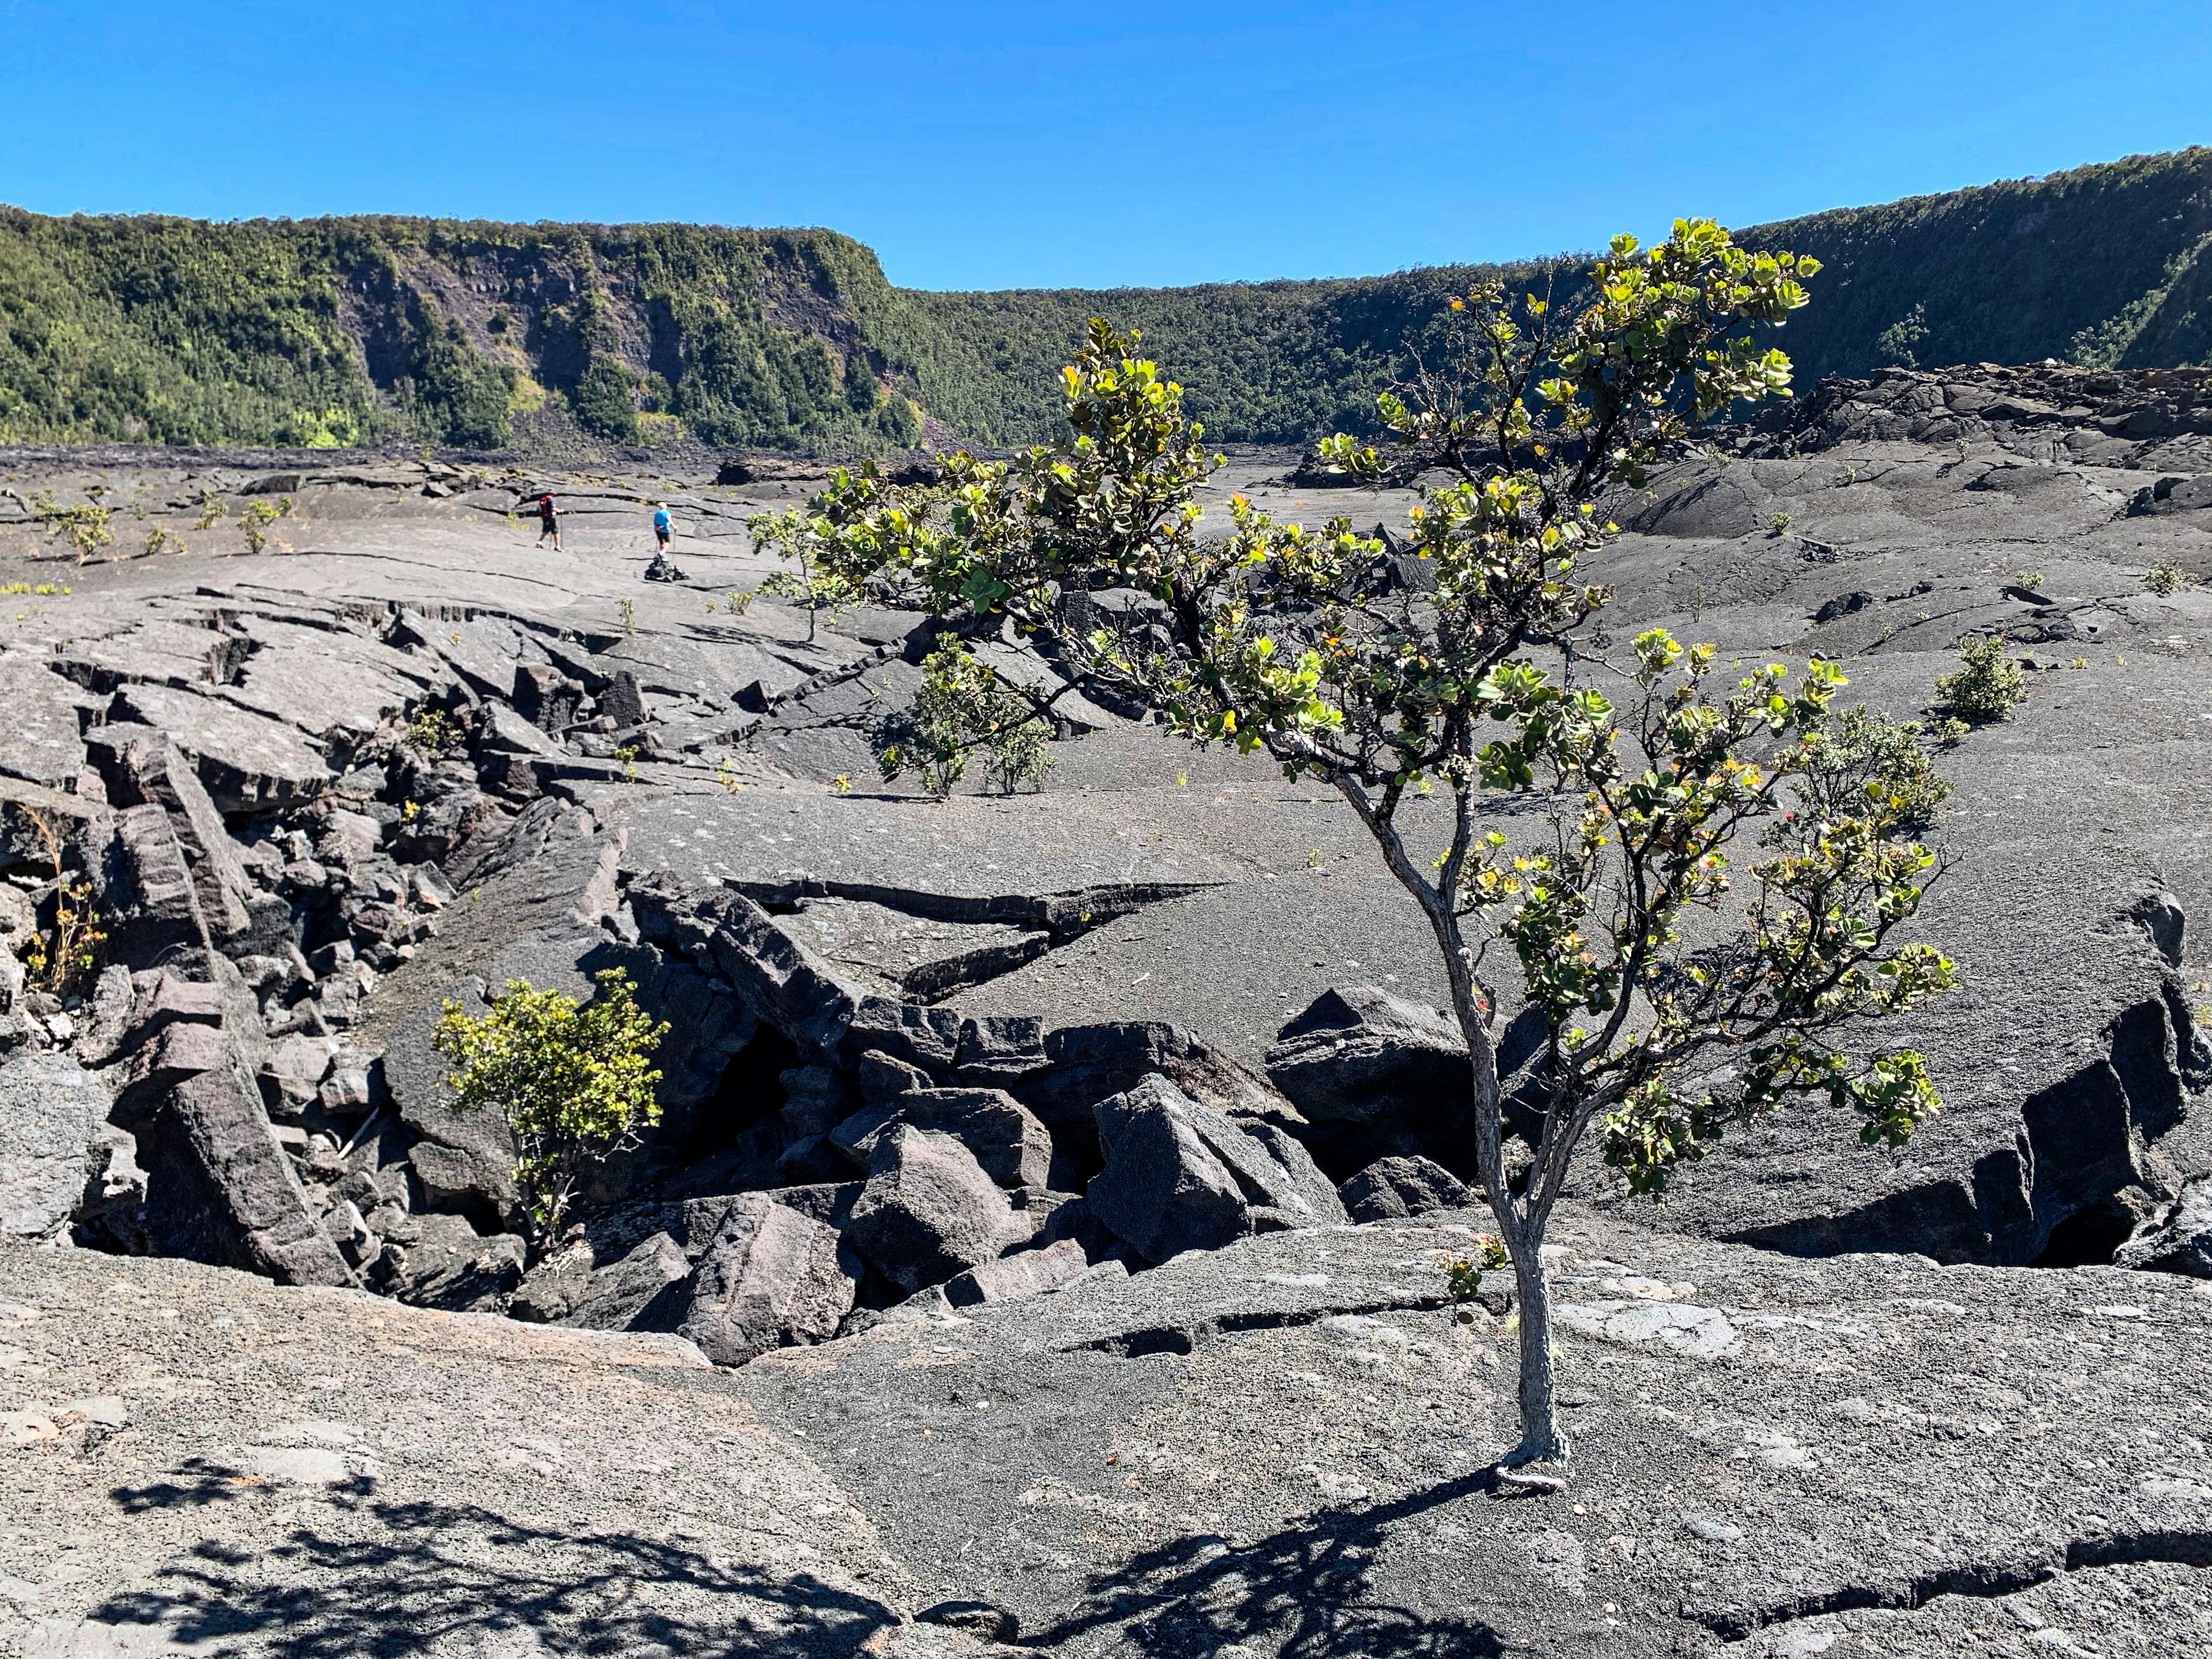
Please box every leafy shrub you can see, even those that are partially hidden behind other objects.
[41,501,111,562]
[2012,569,2045,592]
[239,498,283,554]
[1768,510,1794,535]
[404,704,460,755]
[1799,705,1952,834]
[1936,635,2027,723]
[194,490,228,531]
[433,969,668,1236]
[1445,1235,1511,1298]
[2146,559,2195,596]
[878,632,1055,797]
[12,805,105,993]
[749,499,868,642]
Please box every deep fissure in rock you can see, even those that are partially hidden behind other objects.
[1708,1528,2212,1642]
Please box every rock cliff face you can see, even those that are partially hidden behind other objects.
[3,369,2212,1650]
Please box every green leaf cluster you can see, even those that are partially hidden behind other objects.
[879,632,1055,797]
[1934,635,2027,724]
[432,969,668,1237]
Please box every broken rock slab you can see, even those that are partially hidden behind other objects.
[2118,1175,2212,1275]
[1006,1017,1302,1183]
[109,681,334,810]
[680,1193,859,1365]
[846,1124,1033,1296]
[373,1211,527,1312]
[1265,985,1478,1177]
[0,1050,111,1238]
[1340,1153,1475,1222]
[138,1060,355,1287]
[828,1087,1054,1190]
[630,875,863,1062]
[1085,1073,1347,1264]
[944,1237,1092,1308]
[85,726,256,943]
[558,1230,694,1331]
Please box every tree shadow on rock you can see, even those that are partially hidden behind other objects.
[92,1475,898,1658]
[1032,1470,1520,1658]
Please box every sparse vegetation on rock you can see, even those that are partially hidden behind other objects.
[879,633,1054,797]
[2147,559,2196,595]
[433,969,668,1239]
[1936,635,2028,724]
[749,498,868,641]
[1804,705,1953,834]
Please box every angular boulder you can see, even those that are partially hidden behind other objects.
[1264,986,1476,1176]
[956,1014,1048,1088]
[680,1194,859,1365]
[629,879,861,1061]
[139,1062,355,1287]
[101,803,210,967]
[846,1125,1029,1294]
[85,727,255,944]
[376,1212,527,1311]
[1022,1020,1293,1129]
[828,1088,1053,1190]
[2118,1177,2212,1277]
[1340,1154,1475,1222]
[560,1231,695,1331]
[841,997,962,1081]
[0,1050,111,1239]
[1086,1074,1348,1264]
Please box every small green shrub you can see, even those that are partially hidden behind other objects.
[433,969,668,1237]
[33,497,112,561]
[1936,635,2027,724]
[2012,569,2045,592]
[239,498,283,554]
[1800,705,1953,834]
[749,502,867,642]
[1446,1235,1510,1298]
[879,632,1054,798]
[405,704,461,755]
[1768,510,1794,535]
[194,490,228,531]
[2146,560,2195,596]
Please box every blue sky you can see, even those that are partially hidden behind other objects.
[2,1,2206,291]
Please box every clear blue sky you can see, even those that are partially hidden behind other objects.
[3,1,2206,291]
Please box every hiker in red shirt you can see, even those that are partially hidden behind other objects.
[533,492,563,552]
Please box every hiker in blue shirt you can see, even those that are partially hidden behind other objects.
[652,503,673,552]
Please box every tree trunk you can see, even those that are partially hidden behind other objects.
[1503,1224,1568,1466]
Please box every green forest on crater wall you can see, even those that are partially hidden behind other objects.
[2,145,2208,455]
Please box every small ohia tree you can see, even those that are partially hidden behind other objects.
[433,968,668,1239]
[790,219,1957,1474]
[880,631,1056,797]
[749,501,868,641]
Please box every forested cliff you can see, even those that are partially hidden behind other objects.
[3,146,2208,453]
